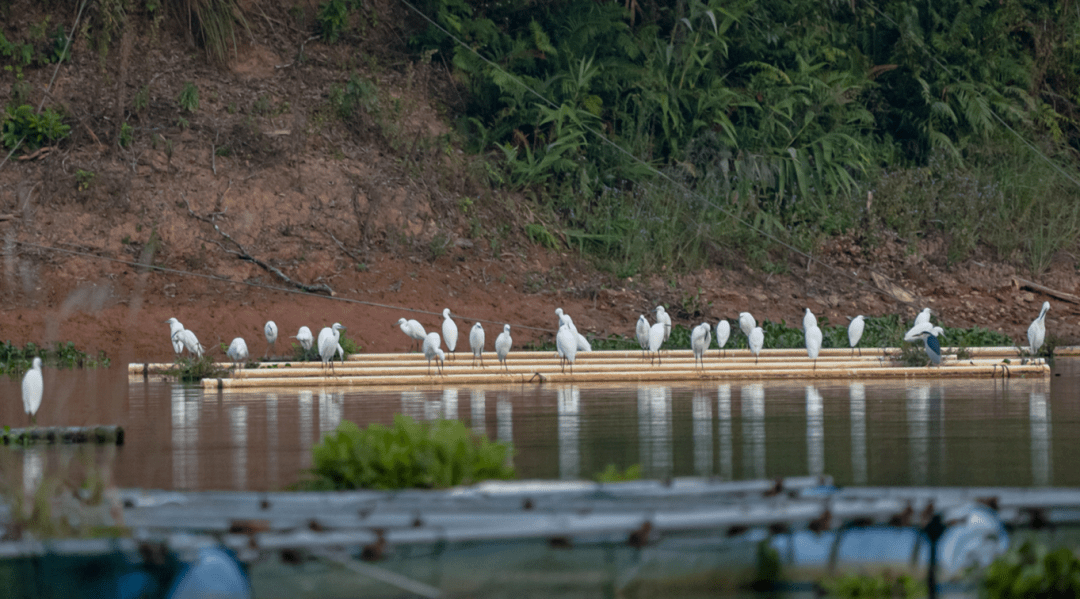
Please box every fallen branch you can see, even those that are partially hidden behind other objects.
[181,189,334,296]
[326,230,364,263]
[1013,276,1080,305]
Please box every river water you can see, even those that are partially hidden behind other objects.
[1,359,1077,491]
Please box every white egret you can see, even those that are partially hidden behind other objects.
[803,308,817,332]
[654,306,671,342]
[691,322,711,369]
[318,323,347,374]
[422,332,446,375]
[905,326,943,366]
[648,321,666,365]
[556,324,577,373]
[226,337,248,375]
[555,308,577,333]
[396,318,427,352]
[469,322,485,368]
[748,326,764,365]
[914,308,932,327]
[739,312,756,338]
[442,308,459,359]
[557,311,590,352]
[293,326,314,359]
[495,324,513,372]
[716,320,731,358]
[848,315,865,357]
[805,324,823,370]
[575,332,592,352]
[636,315,650,360]
[264,320,278,359]
[165,317,185,355]
[21,357,42,425]
[904,322,945,342]
[174,329,204,358]
[1027,301,1051,356]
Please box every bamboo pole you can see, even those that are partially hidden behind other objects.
[0,425,124,445]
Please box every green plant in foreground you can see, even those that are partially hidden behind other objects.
[820,571,923,598]
[596,463,641,483]
[984,540,1080,599]
[304,414,515,490]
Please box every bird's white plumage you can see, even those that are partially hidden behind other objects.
[294,326,313,351]
[165,317,185,355]
[1028,301,1050,355]
[805,325,823,364]
[904,322,944,342]
[654,306,672,342]
[174,329,204,358]
[556,308,578,334]
[442,308,458,353]
[226,337,248,372]
[691,322,711,367]
[848,315,865,351]
[318,323,346,371]
[264,320,278,355]
[914,308,932,327]
[739,312,756,337]
[469,322,485,367]
[495,324,512,370]
[647,321,666,366]
[715,320,731,352]
[748,327,764,363]
[21,357,43,422]
[636,315,650,351]
[803,308,817,332]
[556,324,577,372]
[397,318,427,343]
[423,332,445,374]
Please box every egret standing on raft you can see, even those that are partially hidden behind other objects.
[442,309,459,360]
[469,322,485,368]
[803,308,817,332]
[848,315,865,357]
[174,329,204,358]
[748,326,764,365]
[691,322,711,369]
[396,318,427,352]
[636,315,650,360]
[422,332,446,376]
[904,322,944,366]
[226,337,248,376]
[556,324,577,373]
[715,320,731,358]
[293,326,314,359]
[319,323,347,373]
[264,320,278,359]
[654,306,672,342]
[739,312,756,339]
[805,324,823,371]
[495,324,513,372]
[1027,301,1050,357]
[648,321,666,365]
[165,317,185,355]
[21,357,43,426]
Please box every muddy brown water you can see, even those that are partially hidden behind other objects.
[1,360,1077,491]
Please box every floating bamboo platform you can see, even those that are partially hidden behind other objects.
[0,425,124,445]
[123,346,1055,389]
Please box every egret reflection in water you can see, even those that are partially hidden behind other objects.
[717,385,733,480]
[1030,391,1052,486]
[470,389,486,436]
[850,383,867,486]
[741,384,766,480]
[806,386,824,477]
[228,404,247,491]
[638,386,673,479]
[170,386,200,490]
[557,386,580,480]
[692,389,712,476]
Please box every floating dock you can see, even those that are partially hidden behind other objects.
[126,346,1052,388]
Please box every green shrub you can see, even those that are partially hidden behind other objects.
[984,540,1080,599]
[1,105,70,151]
[177,82,199,113]
[820,572,923,598]
[162,352,229,382]
[0,341,110,378]
[304,414,515,490]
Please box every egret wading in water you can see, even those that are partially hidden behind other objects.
[748,326,764,365]
[556,323,577,374]
[715,320,731,358]
[165,318,185,356]
[648,321,666,366]
[803,308,817,332]
[848,315,865,357]
[739,312,756,339]
[654,306,672,342]
[904,322,944,366]
[396,318,427,352]
[495,324,513,372]
[442,309,459,360]
[469,322,485,368]
[691,322,711,369]
[422,332,446,376]
[318,323,347,374]
[292,326,313,359]
[264,320,278,359]
[1027,301,1051,357]
[636,315,650,360]
[226,338,249,376]
[174,329,204,358]
[805,324,823,371]
[21,357,43,426]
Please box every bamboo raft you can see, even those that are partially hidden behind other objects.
[123,346,1055,389]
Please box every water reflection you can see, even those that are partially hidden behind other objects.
[638,386,673,479]
[557,386,580,480]
[907,386,930,485]
[692,389,712,476]
[496,398,513,445]
[850,383,867,485]
[298,390,314,470]
[266,393,278,490]
[470,389,486,436]
[170,386,200,490]
[228,404,248,491]
[717,385,733,480]
[1030,392,1052,486]
[806,386,824,477]
[318,391,342,435]
[23,446,44,500]
[741,384,766,479]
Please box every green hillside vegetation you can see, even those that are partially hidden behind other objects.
[3,0,1079,278]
